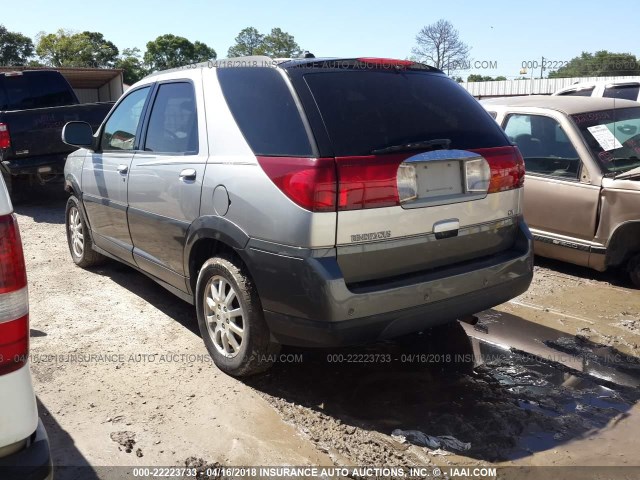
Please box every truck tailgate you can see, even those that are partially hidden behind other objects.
[1,102,112,161]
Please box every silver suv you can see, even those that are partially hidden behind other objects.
[62,56,533,376]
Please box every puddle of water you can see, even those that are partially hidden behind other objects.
[250,313,640,462]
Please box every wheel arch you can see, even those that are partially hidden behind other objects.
[606,220,640,268]
[184,216,251,294]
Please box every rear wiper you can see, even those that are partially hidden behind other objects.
[371,138,451,155]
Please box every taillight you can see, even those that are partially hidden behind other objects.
[0,213,29,375]
[0,123,10,149]
[257,157,337,212]
[336,155,404,210]
[471,146,525,193]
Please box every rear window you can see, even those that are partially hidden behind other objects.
[603,84,640,101]
[217,68,313,156]
[303,71,508,156]
[557,87,594,97]
[0,72,76,110]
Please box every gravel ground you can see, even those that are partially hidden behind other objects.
[13,186,640,479]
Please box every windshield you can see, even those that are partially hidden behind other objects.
[571,107,640,175]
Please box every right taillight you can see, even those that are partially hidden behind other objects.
[0,123,10,149]
[471,146,525,193]
[0,213,29,376]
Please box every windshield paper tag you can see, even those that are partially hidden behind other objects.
[587,125,623,151]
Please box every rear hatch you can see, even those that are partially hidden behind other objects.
[288,59,524,285]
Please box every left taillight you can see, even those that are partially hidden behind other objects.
[0,213,29,376]
[0,123,10,149]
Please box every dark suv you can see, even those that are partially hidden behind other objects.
[62,56,533,376]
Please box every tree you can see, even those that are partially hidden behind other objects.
[36,29,119,68]
[466,74,507,82]
[0,24,34,66]
[260,28,301,58]
[548,51,640,78]
[115,48,147,85]
[412,19,470,75]
[227,27,264,57]
[143,34,216,72]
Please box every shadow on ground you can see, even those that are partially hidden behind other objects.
[246,312,640,462]
[13,182,67,224]
[38,399,99,480]
[534,256,633,289]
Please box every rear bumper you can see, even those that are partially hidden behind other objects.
[0,419,53,480]
[2,154,67,176]
[246,219,534,347]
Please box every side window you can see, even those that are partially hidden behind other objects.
[217,68,313,156]
[144,82,198,154]
[603,84,640,101]
[100,86,150,151]
[504,114,580,179]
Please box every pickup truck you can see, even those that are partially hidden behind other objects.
[0,70,114,201]
[482,96,640,287]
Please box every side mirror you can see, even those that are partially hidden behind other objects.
[62,121,94,149]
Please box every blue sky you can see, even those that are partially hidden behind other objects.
[2,0,637,78]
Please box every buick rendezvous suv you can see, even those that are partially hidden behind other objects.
[61,56,533,376]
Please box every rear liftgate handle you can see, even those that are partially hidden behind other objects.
[433,219,460,240]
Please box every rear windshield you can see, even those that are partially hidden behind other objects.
[303,71,508,156]
[603,84,640,101]
[0,71,77,110]
[217,68,313,156]
[571,107,640,174]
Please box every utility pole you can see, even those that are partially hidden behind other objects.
[540,56,545,79]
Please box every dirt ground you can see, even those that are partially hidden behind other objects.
[14,185,640,480]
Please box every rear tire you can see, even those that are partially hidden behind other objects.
[65,196,106,268]
[2,172,28,204]
[196,254,280,377]
[628,253,640,289]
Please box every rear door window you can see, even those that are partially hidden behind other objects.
[504,114,580,179]
[2,72,76,109]
[603,84,640,101]
[302,71,508,156]
[144,82,198,154]
[217,68,312,156]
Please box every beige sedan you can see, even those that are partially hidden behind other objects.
[482,96,640,287]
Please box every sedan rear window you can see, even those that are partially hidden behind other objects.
[303,71,508,156]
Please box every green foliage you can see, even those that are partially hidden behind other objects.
[36,29,119,68]
[227,27,301,58]
[115,48,147,85]
[548,51,640,78]
[467,74,506,82]
[0,24,34,66]
[144,34,216,72]
[227,27,264,57]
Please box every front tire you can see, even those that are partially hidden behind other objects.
[65,196,106,268]
[196,254,280,376]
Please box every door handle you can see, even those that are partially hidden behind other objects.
[117,164,128,175]
[179,168,197,181]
